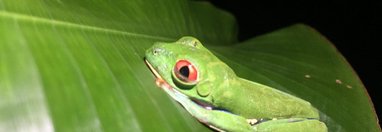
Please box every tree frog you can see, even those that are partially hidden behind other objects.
[144,37,327,132]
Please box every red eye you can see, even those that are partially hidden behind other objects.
[173,60,198,83]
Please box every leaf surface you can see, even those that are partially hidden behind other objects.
[0,0,379,131]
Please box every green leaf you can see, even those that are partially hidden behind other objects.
[0,0,379,132]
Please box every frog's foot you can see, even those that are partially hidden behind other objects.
[208,125,225,132]
[251,118,327,132]
[247,118,278,126]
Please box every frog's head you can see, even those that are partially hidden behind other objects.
[145,36,236,105]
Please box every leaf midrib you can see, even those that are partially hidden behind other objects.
[0,11,174,41]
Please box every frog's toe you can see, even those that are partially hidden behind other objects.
[247,119,258,125]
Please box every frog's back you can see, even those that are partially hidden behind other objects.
[212,78,320,119]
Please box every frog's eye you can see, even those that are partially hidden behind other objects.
[172,60,198,86]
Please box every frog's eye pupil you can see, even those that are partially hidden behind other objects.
[179,66,189,77]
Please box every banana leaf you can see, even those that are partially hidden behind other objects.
[0,0,379,131]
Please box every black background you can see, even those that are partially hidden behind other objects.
[209,0,381,126]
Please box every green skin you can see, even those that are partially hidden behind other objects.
[145,37,327,132]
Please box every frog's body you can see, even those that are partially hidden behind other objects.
[214,78,319,119]
[145,37,327,131]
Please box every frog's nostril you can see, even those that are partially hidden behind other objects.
[153,48,163,56]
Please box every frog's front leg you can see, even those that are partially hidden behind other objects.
[164,86,253,131]
[253,118,327,132]
[196,108,254,131]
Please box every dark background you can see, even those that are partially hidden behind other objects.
[209,0,381,126]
